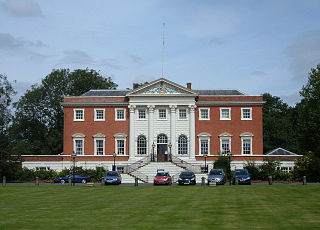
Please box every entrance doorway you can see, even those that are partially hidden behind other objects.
[157,134,168,162]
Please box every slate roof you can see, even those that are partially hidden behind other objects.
[266,147,298,156]
[194,90,244,96]
[81,89,244,97]
[81,90,130,96]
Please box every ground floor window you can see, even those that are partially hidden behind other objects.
[178,135,188,155]
[74,139,84,155]
[137,135,147,155]
[242,138,252,155]
[220,139,231,154]
[200,139,208,155]
[116,139,125,155]
[95,139,104,155]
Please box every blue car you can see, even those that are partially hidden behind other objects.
[233,169,251,185]
[54,174,91,184]
[104,171,122,185]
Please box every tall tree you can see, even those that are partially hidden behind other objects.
[297,65,320,155]
[10,68,117,155]
[0,74,17,178]
[262,93,300,154]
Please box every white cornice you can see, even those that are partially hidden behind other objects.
[61,102,129,107]
[196,101,265,106]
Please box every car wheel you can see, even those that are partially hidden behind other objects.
[81,179,87,184]
[61,179,65,184]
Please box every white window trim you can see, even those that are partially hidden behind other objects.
[241,137,253,155]
[199,138,210,156]
[157,108,168,120]
[137,109,147,120]
[199,108,210,120]
[220,137,231,154]
[73,109,85,121]
[73,138,84,155]
[178,108,188,120]
[220,107,231,120]
[241,107,252,120]
[94,138,105,155]
[94,108,105,121]
[115,108,126,121]
[115,137,127,156]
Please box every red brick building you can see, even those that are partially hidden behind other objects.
[23,78,268,174]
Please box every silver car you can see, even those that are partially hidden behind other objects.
[207,169,226,185]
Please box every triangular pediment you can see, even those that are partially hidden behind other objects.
[126,78,198,97]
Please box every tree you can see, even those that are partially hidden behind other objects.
[10,68,117,155]
[0,74,18,178]
[262,93,300,154]
[297,65,320,156]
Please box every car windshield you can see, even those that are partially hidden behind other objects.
[157,172,169,177]
[235,170,248,175]
[210,170,222,175]
[105,172,118,176]
[180,172,194,176]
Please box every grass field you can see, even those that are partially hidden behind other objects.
[1,185,320,229]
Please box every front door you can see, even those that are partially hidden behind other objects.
[157,144,168,162]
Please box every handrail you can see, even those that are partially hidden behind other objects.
[171,155,201,173]
[129,171,149,183]
[126,155,151,173]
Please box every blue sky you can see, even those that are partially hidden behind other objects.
[0,0,320,105]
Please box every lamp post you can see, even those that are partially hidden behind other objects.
[113,152,116,171]
[203,152,208,173]
[227,152,232,186]
[152,143,155,162]
[72,151,76,186]
[168,143,172,162]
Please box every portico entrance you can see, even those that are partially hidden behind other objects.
[157,134,168,162]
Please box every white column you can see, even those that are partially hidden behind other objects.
[147,105,155,154]
[189,105,196,159]
[129,105,136,159]
[169,105,177,156]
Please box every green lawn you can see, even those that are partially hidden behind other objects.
[1,185,320,229]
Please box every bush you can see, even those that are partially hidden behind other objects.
[214,155,230,179]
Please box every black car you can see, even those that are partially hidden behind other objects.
[233,169,251,185]
[54,174,91,184]
[178,171,196,185]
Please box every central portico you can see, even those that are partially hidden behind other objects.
[127,78,197,161]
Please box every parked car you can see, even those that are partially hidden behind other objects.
[54,174,91,184]
[178,171,196,185]
[104,171,122,185]
[154,170,172,185]
[233,169,251,185]
[207,169,226,185]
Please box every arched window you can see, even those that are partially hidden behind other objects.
[178,135,188,155]
[137,135,147,155]
[157,134,167,144]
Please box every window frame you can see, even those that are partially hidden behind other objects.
[220,138,231,154]
[94,108,105,121]
[178,135,188,155]
[94,138,105,155]
[73,138,84,155]
[73,109,85,121]
[137,135,147,155]
[138,109,147,120]
[220,107,231,120]
[241,138,252,155]
[178,109,187,120]
[241,107,252,120]
[199,108,210,120]
[115,108,126,121]
[158,108,167,120]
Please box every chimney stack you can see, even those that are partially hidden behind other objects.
[133,83,139,90]
[187,82,192,89]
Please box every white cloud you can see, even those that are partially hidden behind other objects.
[2,0,42,17]
[58,50,94,65]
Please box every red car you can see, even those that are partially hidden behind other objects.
[154,170,172,185]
